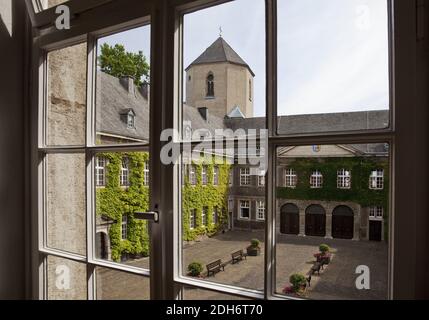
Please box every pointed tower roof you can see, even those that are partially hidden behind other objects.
[226,105,246,119]
[186,37,255,76]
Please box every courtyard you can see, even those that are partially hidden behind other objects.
[98,230,388,300]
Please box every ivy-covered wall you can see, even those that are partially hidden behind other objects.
[277,157,390,239]
[96,152,230,261]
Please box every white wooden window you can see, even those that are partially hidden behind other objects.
[121,215,128,240]
[95,157,107,187]
[213,166,219,185]
[310,170,323,188]
[120,158,130,186]
[240,167,250,186]
[337,169,351,189]
[189,165,197,185]
[229,170,233,186]
[257,200,265,220]
[144,160,150,186]
[239,200,250,219]
[212,207,218,225]
[258,170,265,186]
[202,206,208,226]
[369,206,384,220]
[285,168,297,188]
[202,166,208,185]
[189,209,196,229]
[370,169,384,190]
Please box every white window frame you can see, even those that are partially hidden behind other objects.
[95,156,107,187]
[239,200,251,220]
[189,209,196,230]
[257,200,265,220]
[258,170,265,186]
[144,160,150,186]
[189,165,197,185]
[310,170,323,189]
[285,168,297,188]
[369,206,384,221]
[229,169,233,186]
[121,215,128,240]
[370,169,384,190]
[213,166,219,185]
[201,165,208,185]
[337,168,351,189]
[212,207,218,225]
[202,206,208,226]
[120,157,130,187]
[240,167,251,186]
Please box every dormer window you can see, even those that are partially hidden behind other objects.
[120,109,136,129]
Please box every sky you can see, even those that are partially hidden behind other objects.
[98,0,389,118]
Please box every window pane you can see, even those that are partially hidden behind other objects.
[182,0,265,141]
[95,25,151,145]
[40,0,69,10]
[47,42,87,146]
[182,286,250,300]
[95,151,150,270]
[47,256,87,300]
[96,268,150,300]
[276,143,389,300]
[47,153,86,256]
[181,147,265,292]
[277,0,389,134]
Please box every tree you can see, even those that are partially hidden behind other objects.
[99,43,150,87]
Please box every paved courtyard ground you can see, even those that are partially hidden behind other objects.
[99,230,388,300]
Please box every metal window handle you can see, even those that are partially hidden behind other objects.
[134,211,159,223]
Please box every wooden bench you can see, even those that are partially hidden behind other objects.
[206,259,225,277]
[231,250,247,264]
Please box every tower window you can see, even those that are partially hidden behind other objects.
[206,73,214,97]
[249,79,252,101]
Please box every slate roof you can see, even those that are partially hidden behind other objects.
[185,37,255,76]
[96,71,149,142]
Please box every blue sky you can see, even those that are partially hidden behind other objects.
[98,0,389,118]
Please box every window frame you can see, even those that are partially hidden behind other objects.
[337,168,351,189]
[310,170,323,189]
[28,0,423,301]
[240,167,251,186]
[120,157,130,187]
[369,169,384,190]
[257,200,265,221]
[239,200,251,220]
[284,168,297,188]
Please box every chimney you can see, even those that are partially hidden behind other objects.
[198,107,209,122]
[140,82,150,101]
[120,76,135,96]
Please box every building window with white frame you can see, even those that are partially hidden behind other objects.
[202,165,208,185]
[239,200,250,219]
[310,170,323,188]
[144,160,149,186]
[189,165,197,185]
[258,170,265,186]
[369,206,383,220]
[212,207,218,225]
[228,199,234,213]
[120,158,130,186]
[257,200,265,220]
[240,167,250,186]
[189,209,196,229]
[229,170,233,186]
[369,169,384,190]
[337,168,351,189]
[95,157,107,187]
[121,215,128,240]
[285,168,297,188]
[202,206,208,226]
[213,166,219,185]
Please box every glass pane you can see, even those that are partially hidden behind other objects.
[47,256,87,300]
[96,268,150,300]
[47,42,87,146]
[95,151,150,269]
[46,153,86,256]
[181,145,266,291]
[40,0,69,10]
[95,25,151,145]
[182,0,265,141]
[182,286,250,300]
[276,143,389,300]
[277,0,390,134]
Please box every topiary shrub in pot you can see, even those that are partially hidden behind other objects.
[188,262,203,277]
[314,244,331,264]
[246,238,261,256]
[287,273,307,295]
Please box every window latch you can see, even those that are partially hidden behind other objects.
[134,211,159,223]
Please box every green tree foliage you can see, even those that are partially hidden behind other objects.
[99,43,150,87]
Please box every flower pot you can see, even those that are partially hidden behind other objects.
[246,246,261,256]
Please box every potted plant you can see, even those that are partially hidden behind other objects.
[283,273,307,296]
[187,262,203,277]
[314,244,331,264]
[246,239,261,256]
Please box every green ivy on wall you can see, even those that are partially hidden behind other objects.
[96,152,230,261]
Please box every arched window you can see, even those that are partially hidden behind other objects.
[206,73,214,97]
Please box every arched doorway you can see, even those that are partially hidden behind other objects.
[96,232,108,259]
[332,205,354,239]
[305,205,326,237]
[280,203,299,235]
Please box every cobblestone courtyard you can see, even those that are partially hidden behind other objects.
[98,230,388,300]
